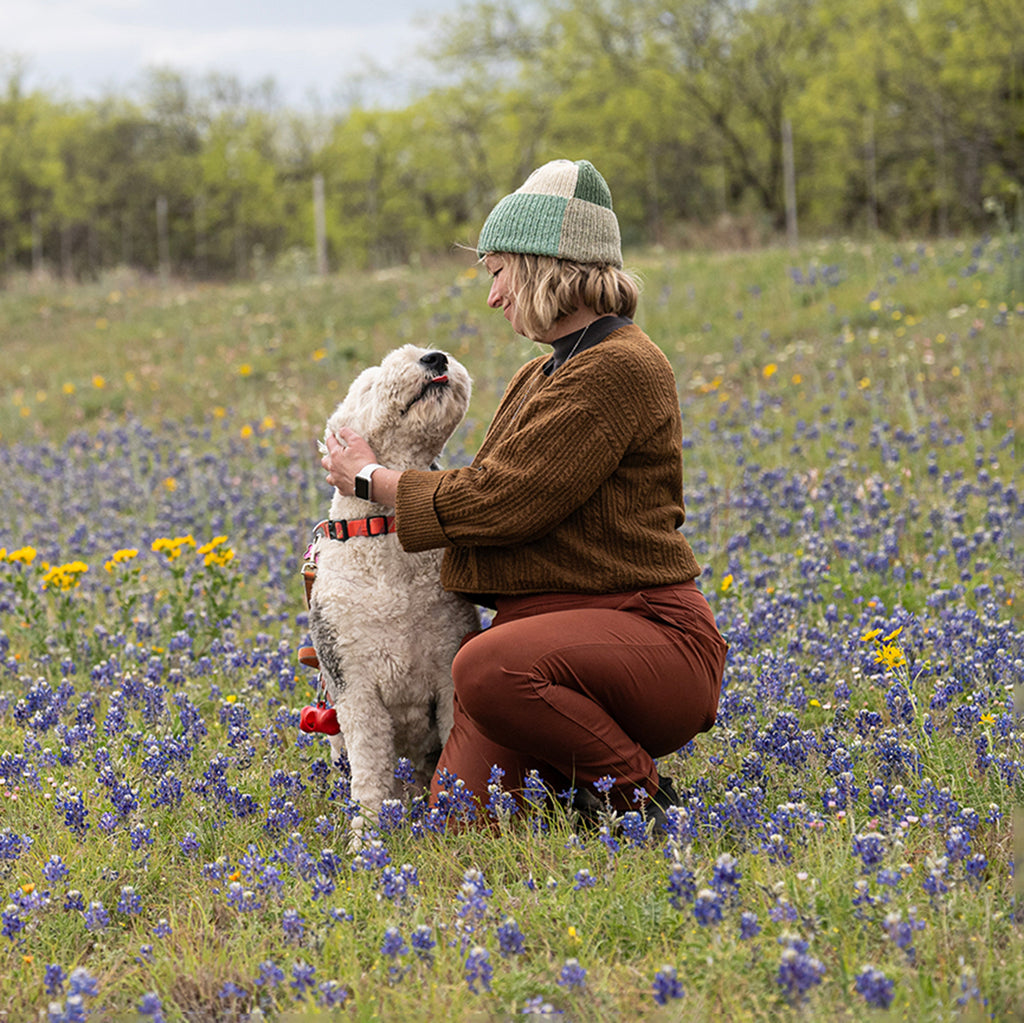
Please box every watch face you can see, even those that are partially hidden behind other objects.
[355,475,370,499]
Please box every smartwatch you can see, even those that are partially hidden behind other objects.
[354,463,385,501]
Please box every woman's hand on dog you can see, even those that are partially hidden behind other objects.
[322,428,399,505]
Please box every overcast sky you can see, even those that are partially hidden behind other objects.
[0,0,466,108]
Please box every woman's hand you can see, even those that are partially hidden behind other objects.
[321,427,377,496]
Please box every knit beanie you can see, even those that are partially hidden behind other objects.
[477,159,622,267]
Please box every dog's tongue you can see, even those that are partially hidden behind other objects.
[431,374,448,384]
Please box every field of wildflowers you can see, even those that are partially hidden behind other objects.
[1,235,1021,1021]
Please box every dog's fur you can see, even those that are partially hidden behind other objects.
[308,344,478,831]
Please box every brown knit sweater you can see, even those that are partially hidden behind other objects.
[395,323,702,604]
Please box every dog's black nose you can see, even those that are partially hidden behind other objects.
[420,351,448,373]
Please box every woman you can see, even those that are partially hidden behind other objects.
[322,158,726,819]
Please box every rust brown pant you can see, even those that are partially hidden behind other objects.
[430,580,727,812]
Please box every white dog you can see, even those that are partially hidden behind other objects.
[307,344,479,833]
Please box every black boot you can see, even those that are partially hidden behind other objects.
[647,773,680,831]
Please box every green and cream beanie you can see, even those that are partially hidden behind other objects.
[477,159,622,267]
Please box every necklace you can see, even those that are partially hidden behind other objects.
[556,319,593,369]
[508,319,593,425]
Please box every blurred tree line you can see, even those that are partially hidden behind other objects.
[1,0,1021,280]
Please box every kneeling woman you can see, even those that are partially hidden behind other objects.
[322,158,727,816]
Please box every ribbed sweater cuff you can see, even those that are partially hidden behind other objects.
[395,469,449,552]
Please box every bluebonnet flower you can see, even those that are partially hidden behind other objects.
[381,926,409,982]
[739,911,761,940]
[129,824,153,850]
[225,882,261,913]
[667,863,696,909]
[378,863,419,904]
[152,918,172,938]
[855,966,895,1009]
[557,958,587,990]
[966,853,988,882]
[522,996,563,1015]
[47,966,99,1023]
[218,981,247,999]
[116,886,142,915]
[523,770,548,809]
[254,960,284,988]
[652,965,685,1005]
[83,900,110,931]
[137,992,166,1022]
[620,811,648,847]
[57,790,90,837]
[433,770,478,825]
[63,890,85,913]
[44,964,67,996]
[884,908,925,962]
[457,868,492,936]
[876,868,903,890]
[464,945,492,993]
[852,831,886,873]
[151,771,183,809]
[486,764,518,820]
[377,799,406,834]
[42,855,70,884]
[411,924,437,962]
[351,839,391,872]
[710,853,742,903]
[593,775,615,795]
[317,980,350,1007]
[956,966,986,1009]
[394,757,416,786]
[922,857,950,898]
[496,917,526,957]
[763,832,792,864]
[945,826,972,862]
[290,960,316,1000]
[775,936,825,1003]
[693,889,724,927]
[2,903,24,940]
[573,868,597,891]
[282,908,304,943]
[769,896,798,923]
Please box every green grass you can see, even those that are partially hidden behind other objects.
[0,235,1021,1020]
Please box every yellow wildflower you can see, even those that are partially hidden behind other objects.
[104,548,139,572]
[874,645,906,670]
[151,536,196,561]
[197,536,229,556]
[42,561,89,591]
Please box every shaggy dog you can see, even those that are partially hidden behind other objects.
[307,345,478,834]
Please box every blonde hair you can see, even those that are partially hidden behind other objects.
[491,252,641,341]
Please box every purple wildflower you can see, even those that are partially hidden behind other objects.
[652,965,685,1005]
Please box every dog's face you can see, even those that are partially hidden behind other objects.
[326,345,471,468]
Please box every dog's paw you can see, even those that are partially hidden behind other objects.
[346,815,372,854]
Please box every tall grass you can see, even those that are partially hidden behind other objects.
[0,235,1021,1021]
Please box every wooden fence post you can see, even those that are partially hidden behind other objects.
[313,173,328,276]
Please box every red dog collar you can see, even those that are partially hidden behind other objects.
[312,515,396,542]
